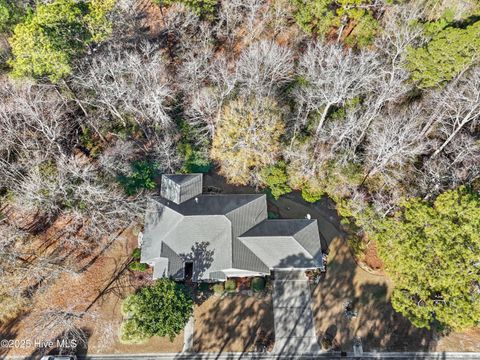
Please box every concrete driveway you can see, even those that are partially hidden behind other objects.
[272,270,320,354]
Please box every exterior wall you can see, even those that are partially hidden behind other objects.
[161,174,203,204]
[161,176,181,204]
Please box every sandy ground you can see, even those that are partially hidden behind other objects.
[193,293,274,352]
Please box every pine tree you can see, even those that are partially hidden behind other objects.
[373,187,480,330]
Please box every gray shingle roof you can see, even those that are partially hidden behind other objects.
[237,220,323,269]
[142,175,323,281]
[141,193,267,281]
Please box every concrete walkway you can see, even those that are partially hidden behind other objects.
[182,316,195,352]
[272,270,320,355]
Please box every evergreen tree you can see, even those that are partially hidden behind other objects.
[8,0,114,81]
[373,187,480,330]
[406,20,480,88]
[291,0,379,47]
[154,0,217,17]
[120,279,194,343]
[260,162,292,199]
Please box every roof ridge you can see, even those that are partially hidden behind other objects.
[153,202,184,244]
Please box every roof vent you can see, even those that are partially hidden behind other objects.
[306,213,311,220]
[195,197,199,203]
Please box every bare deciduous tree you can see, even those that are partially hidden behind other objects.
[29,304,98,350]
[426,67,480,157]
[0,81,73,158]
[236,40,294,96]
[364,106,434,180]
[73,42,174,135]
[417,133,480,198]
[294,43,380,135]
[216,0,270,46]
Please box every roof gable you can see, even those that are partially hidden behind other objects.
[237,220,323,269]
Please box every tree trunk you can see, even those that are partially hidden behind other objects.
[432,121,466,157]
[315,102,332,136]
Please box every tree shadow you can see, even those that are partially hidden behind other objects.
[0,318,20,357]
[179,241,215,281]
[83,254,133,313]
[28,327,92,358]
[192,293,274,354]
[355,283,433,351]
[22,211,59,236]
[311,237,435,352]
[275,251,323,270]
[445,14,480,30]
[78,227,127,273]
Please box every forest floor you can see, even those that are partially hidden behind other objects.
[0,226,184,358]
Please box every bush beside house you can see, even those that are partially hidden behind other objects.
[120,279,194,343]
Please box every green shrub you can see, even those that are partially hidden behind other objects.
[198,282,210,293]
[119,318,149,344]
[177,118,213,173]
[347,235,367,259]
[131,248,141,260]
[154,0,218,17]
[117,160,158,195]
[267,211,279,219]
[224,279,236,292]
[128,260,148,272]
[251,277,266,293]
[179,142,213,173]
[120,279,194,342]
[260,161,292,199]
[0,0,24,33]
[79,126,102,157]
[301,185,323,203]
[212,283,224,294]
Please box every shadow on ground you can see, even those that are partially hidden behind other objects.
[193,293,274,353]
[311,236,434,352]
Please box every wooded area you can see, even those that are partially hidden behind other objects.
[0,0,479,347]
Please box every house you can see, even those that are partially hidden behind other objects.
[140,173,324,282]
